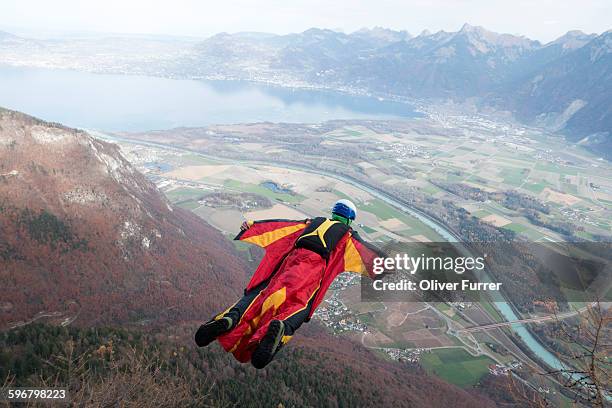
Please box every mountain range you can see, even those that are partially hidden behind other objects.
[183,25,611,157]
[0,24,610,158]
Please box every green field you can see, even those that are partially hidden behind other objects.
[361,199,402,220]
[343,129,363,137]
[451,313,471,325]
[172,153,219,166]
[224,179,304,203]
[503,222,528,233]
[470,176,490,185]
[481,301,504,322]
[446,173,465,183]
[499,167,528,187]
[176,201,201,210]
[420,348,494,387]
[358,312,376,327]
[331,189,356,202]
[575,230,594,240]
[535,163,579,176]
[360,199,443,241]
[433,302,451,312]
[522,181,549,194]
[471,209,492,218]
[165,187,208,203]
[360,225,377,234]
[420,184,443,195]
[503,222,546,240]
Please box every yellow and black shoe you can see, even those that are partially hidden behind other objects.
[251,320,285,369]
[194,317,233,347]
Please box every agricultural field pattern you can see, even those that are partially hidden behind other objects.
[96,111,611,394]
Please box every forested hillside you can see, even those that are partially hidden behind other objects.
[0,107,247,327]
[1,323,498,408]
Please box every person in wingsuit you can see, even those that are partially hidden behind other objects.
[194,199,384,369]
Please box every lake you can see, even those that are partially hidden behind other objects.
[0,65,419,132]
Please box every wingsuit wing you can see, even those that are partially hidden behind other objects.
[234,219,308,291]
[308,230,385,318]
[342,230,385,279]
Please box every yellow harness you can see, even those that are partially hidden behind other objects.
[296,219,340,249]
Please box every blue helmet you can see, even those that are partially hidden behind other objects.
[331,199,357,220]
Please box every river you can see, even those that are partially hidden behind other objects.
[99,132,571,374]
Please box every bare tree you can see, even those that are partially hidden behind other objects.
[546,301,611,407]
[506,372,550,408]
[509,301,610,407]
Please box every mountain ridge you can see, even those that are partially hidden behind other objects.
[0,24,610,157]
[0,107,248,328]
[184,24,611,157]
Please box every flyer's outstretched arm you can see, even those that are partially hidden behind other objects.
[234,219,310,291]
[234,219,309,248]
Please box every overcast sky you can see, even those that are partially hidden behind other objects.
[1,0,610,42]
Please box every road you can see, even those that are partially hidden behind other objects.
[460,306,590,333]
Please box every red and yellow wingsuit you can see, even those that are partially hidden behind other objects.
[216,218,381,362]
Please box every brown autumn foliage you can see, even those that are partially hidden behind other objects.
[1,339,217,408]
[1,322,498,408]
[0,108,248,328]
